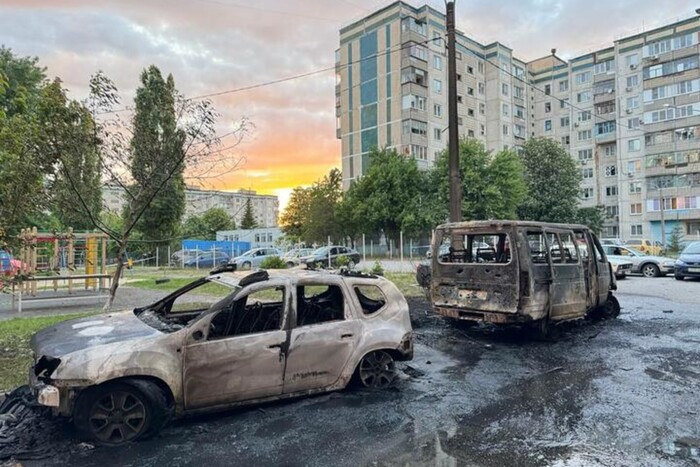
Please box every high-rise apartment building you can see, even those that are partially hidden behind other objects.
[337,2,700,243]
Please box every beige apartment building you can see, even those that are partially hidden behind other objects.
[103,185,279,228]
[337,2,700,242]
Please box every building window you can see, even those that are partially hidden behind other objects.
[626,75,639,88]
[502,103,509,117]
[604,165,617,177]
[434,127,442,141]
[605,185,618,196]
[544,102,551,113]
[628,118,641,129]
[434,103,442,117]
[559,80,569,92]
[578,149,593,160]
[560,99,568,109]
[467,129,475,137]
[433,55,442,70]
[514,105,525,119]
[503,124,509,136]
[408,42,428,61]
[626,96,639,109]
[631,224,643,236]
[561,135,570,145]
[577,91,592,103]
[468,108,475,117]
[606,205,619,217]
[402,94,426,110]
[467,86,474,95]
[410,144,428,160]
[458,117,463,125]
[581,167,594,179]
[544,84,551,95]
[578,110,591,121]
[596,121,616,135]
[594,60,615,75]
[629,181,642,193]
[457,95,463,103]
[626,53,639,68]
[467,65,474,75]
[402,119,427,136]
[480,124,485,136]
[560,116,570,127]
[575,71,592,85]
[544,120,552,131]
[478,62,484,74]
[581,188,594,199]
[578,130,592,141]
[502,83,509,96]
[479,103,485,115]
[514,86,524,98]
[433,79,442,93]
[630,203,642,215]
[628,139,641,152]
[627,160,641,174]
[478,82,485,94]
[604,144,616,157]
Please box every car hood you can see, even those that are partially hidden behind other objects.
[643,255,676,263]
[31,311,162,358]
[679,253,700,264]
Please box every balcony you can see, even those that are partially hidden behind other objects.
[594,89,615,104]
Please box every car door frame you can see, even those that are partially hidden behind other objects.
[282,277,361,394]
[181,278,292,411]
[544,228,588,320]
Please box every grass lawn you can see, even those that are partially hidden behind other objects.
[0,313,94,392]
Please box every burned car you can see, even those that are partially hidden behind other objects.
[419,221,620,336]
[28,268,413,445]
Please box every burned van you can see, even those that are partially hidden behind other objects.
[424,220,619,334]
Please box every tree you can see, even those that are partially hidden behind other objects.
[63,69,248,308]
[280,186,312,241]
[182,207,235,240]
[666,225,685,255]
[430,138,527,221]
[240,198,258,230]
[575,206,605,235]
[341,148,435,246]
[519,137,581,223]
[131,66,186,245]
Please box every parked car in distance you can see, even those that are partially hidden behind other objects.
[229,248,282,270]
[600,238,625,246]
[608,257,633,279]
[281,248,315,267]
[301,246,361,269]
[28,269,413,444]
[626,238,664,256]
[170,249,197,266]
[602,245,676,277]
[183,250,230,268]
[674,241,700,280]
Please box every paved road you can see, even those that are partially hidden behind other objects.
[13,275,698,467]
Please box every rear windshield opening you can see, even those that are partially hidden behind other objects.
[437,232,511,264]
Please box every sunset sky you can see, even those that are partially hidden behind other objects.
[1,0,696,210]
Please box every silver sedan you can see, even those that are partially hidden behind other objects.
[602,245,677,278]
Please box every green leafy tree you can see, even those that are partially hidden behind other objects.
[183,207,235,240]
[240,198,258,230]
[519,137,581,223]
[575,206,605,235]
[280,186,312,240]
[131,66,186,245]
[341,148,435,246]
[666,225,685,255]
[430,138,527,221]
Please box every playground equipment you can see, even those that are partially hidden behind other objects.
[6,227,112,312]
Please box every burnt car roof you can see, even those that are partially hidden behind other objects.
[209,268,382,287]
[436,220,591,231]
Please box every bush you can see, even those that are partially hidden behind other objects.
[259,256,286,269]
[335,255,350,268]
[370,260,384,276]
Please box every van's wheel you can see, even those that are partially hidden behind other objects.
[601,293,621,319]
[357,351,396,389]
[641,263,660,278]
[74,380,168,445]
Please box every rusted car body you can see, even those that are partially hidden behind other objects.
[427,220,619,332]
[28,269,413,444]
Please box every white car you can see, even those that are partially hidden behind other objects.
[28,269,414,445]
[229,247,282,270]
[608,257,633,279]
[602,245,677,277]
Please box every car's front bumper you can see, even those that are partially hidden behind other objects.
[675,264,700,277]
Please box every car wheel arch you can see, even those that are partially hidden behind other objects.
[76,375,176,411]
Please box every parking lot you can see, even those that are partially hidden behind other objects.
[2,274,691,466]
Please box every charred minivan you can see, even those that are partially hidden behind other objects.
[425,220,620,334]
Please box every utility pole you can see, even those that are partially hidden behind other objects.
[659,183,666,248]
[446,1,461,223]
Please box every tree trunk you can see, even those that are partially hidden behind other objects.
[104,241,127,310]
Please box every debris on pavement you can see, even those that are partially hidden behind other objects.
[662,309,674,314]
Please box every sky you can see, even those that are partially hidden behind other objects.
[0,0,697,210]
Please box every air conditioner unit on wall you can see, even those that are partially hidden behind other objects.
[629,64,638,70]
[626,109,633,114]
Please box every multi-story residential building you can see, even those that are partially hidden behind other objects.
[337,2,700,242]
[102,185,279,228]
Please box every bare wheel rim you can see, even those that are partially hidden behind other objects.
[242,261,251,270]
[642,264,658,277]
[359,351,395,389]
[348,260,355,269]
[88,390,147,444]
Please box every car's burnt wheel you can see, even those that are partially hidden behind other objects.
[286,261,295,268]
[74,381,168,445]
[241,261,252,270]
[358,351,396,389]
[348,259,356,269]
[641,263,660,278]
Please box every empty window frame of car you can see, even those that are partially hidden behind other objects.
[437,232,512,264]
[296,284,345,326]
[208,285,286,339]
[354,285,387,315]
[547,231,580,264]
